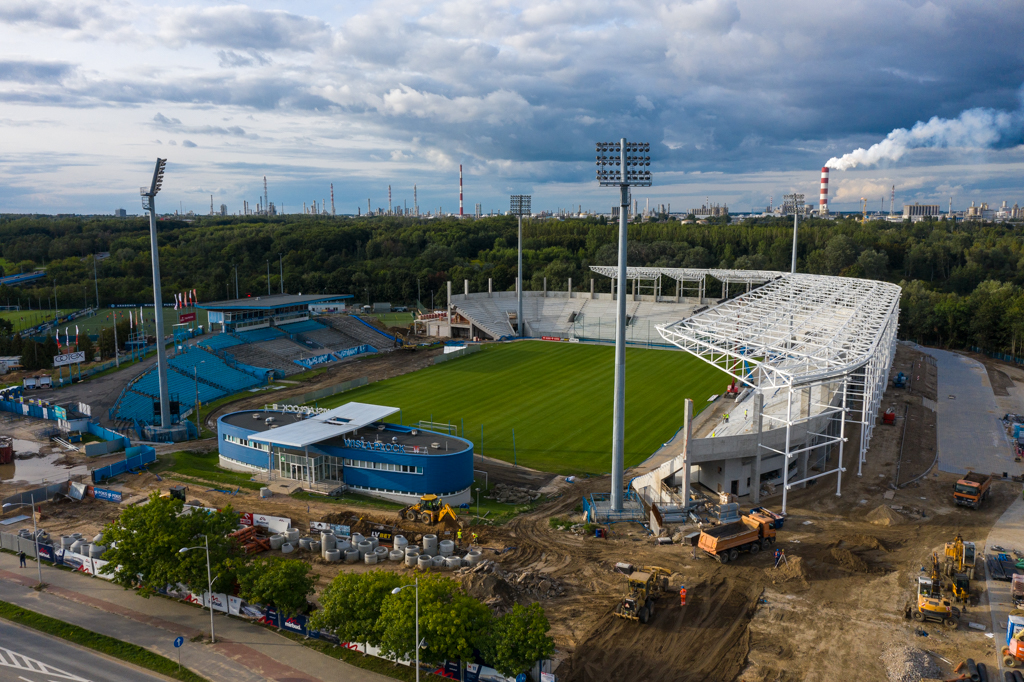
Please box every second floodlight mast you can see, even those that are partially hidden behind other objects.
[510,195,531,337]
[141,158,171,429]
[784,193,805,273]
[596,139,651,512]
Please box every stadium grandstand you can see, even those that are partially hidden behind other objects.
[440,266,782,344]
[110,292,397,435]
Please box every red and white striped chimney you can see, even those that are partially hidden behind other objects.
[819,166,830,216]
[459,164,464,217]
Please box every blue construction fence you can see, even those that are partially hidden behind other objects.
[971,346,1024,365]
[91,445,157,483]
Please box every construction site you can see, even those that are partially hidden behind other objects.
[2,273,1024,682]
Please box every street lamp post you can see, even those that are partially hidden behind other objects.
[595,139,651,512]
[3,494,43,586]
[391,580,420,682]
[510,195,531,337]
[141,158,171,428]
[179,535,215,643]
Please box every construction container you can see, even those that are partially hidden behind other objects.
[430,555,445,568]
[405,553,420,567]
[389,549,404,561]
[364,552,378,565]
[417,555,432,570]
[344,549,359,563]
[422,534,438,556]
[439,540,455,557]
[357,541,373,560]
[393,535,408,551]
[269,534,285,550]
[281,542,295,554]
[0,436,13,465]
[325,549,341,562]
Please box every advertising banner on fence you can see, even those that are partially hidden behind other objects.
[92,487,122,502]
[295,353,334,368]
[309,521,351,536]
[243,513,291,531]
[178,312,197,323]
[204,592,229,613]
[53,351,86,367]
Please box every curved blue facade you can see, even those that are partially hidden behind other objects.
[216,409,474,503]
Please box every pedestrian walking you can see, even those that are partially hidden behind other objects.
[18,550,26,568]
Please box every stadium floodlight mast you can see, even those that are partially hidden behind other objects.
[140,158,171,429]
[596,138,651,512]
[784,193,805,273]
[510,195,531,337]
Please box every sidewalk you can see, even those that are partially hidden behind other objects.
[985,493,1024,677]
[0,552,390,682]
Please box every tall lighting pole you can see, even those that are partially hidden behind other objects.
[596,139,651,511]
[179,535,215,643]
[140,158,171,428]
[784,193,804,273]
[509,195,531,337]
[391,580,420,682]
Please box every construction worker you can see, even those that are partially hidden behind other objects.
[773,548,785,568]
[744,409,748,420]
[723,413,730,423]
[679,586,687,606]
[457,529,463,545]
[472,532,478,545]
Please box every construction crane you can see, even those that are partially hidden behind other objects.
[861,197,868,223]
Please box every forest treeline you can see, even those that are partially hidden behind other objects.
[2,213,1024,356]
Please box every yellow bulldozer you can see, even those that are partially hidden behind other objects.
[613,566,671,625]
[401,494,459,526]
[913,553,960,629]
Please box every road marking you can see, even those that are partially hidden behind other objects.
[0,647,90,681]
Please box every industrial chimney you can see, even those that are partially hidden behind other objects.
[819,167,830,217]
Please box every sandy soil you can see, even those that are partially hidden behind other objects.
[2,343,1017,682]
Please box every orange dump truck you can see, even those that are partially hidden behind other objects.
[953,473,992,509]
[697,512,777,564]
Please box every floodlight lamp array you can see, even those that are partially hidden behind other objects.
[595,141,651,187]
[510,194,531,216]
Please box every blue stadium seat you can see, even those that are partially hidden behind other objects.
[278,319,326,335]
[235,327,285,343]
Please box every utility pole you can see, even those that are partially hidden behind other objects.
[267,261,271,295]
[595,138,651,512]
[93,255,100,309]
[234,265,238,299]
[279,254,283,294]
[330,183,335,217]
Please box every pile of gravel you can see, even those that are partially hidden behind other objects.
[880,646,940,682]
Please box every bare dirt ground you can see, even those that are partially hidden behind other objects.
[3,343,1018,682]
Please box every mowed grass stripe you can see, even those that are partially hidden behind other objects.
[318,341,728,475]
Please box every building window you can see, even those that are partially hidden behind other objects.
[223,433,270,452]
[343,458,422,474]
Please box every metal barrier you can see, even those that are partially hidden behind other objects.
[91,446,157,483]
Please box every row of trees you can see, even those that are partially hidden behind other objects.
[310,570,554,677]
[99,494,554,677]
[3,213,1024,356]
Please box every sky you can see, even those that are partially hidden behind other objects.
[0,0,1023,216]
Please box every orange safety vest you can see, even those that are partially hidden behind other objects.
[679,587,687,606]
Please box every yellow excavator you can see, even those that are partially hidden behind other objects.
[613,565,672,625]
[400,494,459,525]
[914,553,960,629]
[943,534,977,579]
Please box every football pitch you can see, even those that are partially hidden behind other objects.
[318,341,729,475]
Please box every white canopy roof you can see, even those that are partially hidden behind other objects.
[248,402,400,449]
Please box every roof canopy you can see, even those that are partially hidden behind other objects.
[198,293,351,311]
[589,266,783,284]
[248,402,400,448]
[657,273,901,388]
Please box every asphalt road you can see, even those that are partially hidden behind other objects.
[0,619,167,682]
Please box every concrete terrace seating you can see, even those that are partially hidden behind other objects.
[131,367,223,403]
[278,319,326,335]
[113,388,155,421]
[224,343,306,376]
[450,297,517,339]
[299,327,362,350]
[169,347,263,393]
[235,327,285,343]
[323,316,392,348]
[252,337,312,363]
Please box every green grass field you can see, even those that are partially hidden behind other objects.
[0,307,201,337]
[0,309,73,332]
[317,341,728,475]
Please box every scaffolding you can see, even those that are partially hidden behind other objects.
[588,266,783,302]
[656,273,901,512]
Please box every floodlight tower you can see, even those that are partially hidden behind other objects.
[510,195,531,337]
[783,193,804,273]
[140,158,171,429]
[596,138,651,511]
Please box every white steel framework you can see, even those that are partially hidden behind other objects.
[656,273,900,513]
[589,266,783,302]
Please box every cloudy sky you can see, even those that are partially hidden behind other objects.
[1,0,1022,215]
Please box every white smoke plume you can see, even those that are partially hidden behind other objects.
[826,106,1021,170]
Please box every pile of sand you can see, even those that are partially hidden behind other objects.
[866,505,905,526]
[846,534,892,552]
[820,547,872,573]
[765,555,811,587]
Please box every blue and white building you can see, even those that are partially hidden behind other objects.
[217,402,474,505]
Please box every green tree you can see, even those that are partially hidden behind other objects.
[100,492,242,595]
[857,249,888,280]
[77,332,95,362]
[238,557,317,617]
[377,575,492,666]
[482,603,556,678]
[308,570,403,645]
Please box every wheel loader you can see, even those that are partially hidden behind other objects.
[400,494,459,525]
[613,566,671,625]
[943,533,977,580]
